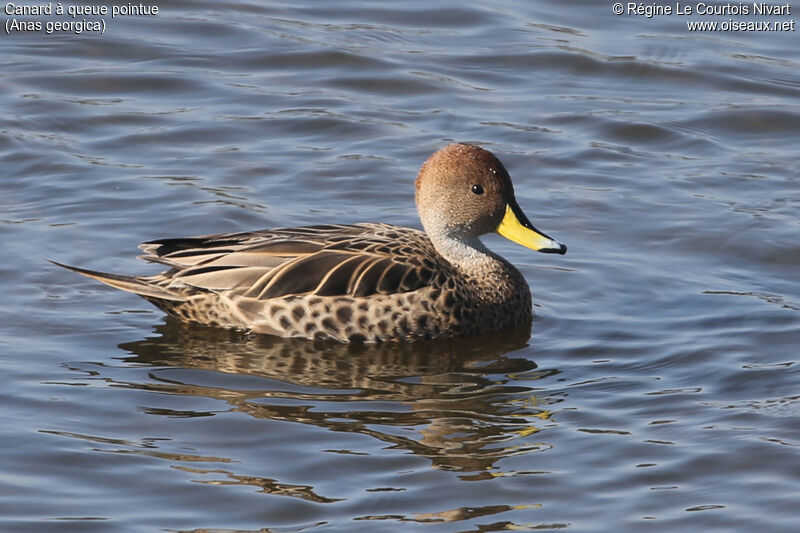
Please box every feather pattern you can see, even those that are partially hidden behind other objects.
[142,223,440,299]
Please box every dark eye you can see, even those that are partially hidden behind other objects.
[471,184,484,195]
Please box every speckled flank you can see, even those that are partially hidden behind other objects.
[56,143,561,342]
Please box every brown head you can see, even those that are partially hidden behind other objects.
[415,143,566,256]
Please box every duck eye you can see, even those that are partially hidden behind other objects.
[471,184,484,195]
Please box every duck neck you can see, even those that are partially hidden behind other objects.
[431,228,528,310]
[433,232,497,269]
[424,220,504,274]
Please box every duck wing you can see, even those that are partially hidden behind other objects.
[139,223,441,299]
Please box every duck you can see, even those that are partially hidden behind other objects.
[53,143,566,342]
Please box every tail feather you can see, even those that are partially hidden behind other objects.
[48,260,186,302]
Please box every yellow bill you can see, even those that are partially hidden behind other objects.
[497,203,566,254]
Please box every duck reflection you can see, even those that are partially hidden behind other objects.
[117,319,559,473]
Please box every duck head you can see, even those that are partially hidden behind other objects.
[415,143,566,258]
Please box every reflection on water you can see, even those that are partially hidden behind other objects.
[105,320,557,476]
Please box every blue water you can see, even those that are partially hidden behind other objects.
[2,1,799,531]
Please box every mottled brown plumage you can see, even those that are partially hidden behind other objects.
[53,143,566,342]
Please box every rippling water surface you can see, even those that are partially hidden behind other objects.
[2,1,799,531]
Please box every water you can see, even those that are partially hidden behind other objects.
[2,1,799,531]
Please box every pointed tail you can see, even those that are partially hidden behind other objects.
[48,260,185,302]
